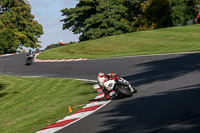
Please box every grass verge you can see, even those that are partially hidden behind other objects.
[0,75,96,133]
[38,24,200,60]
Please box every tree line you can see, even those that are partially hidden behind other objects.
[45,41,76,50]
[0,0,43,54]
[0,0,199,54]
[61,0,200,41]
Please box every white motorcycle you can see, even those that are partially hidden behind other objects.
[25,55,34,65]
[104,77,137,98]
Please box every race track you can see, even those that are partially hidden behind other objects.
[0,52,200,133]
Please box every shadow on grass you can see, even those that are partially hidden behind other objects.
[0,83,18,98]
[0,83,7,98]
[80,82,97,86]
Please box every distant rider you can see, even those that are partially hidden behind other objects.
[97,72,134,100]
[26,49,35,59]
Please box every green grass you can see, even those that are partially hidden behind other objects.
[0,75,96,133]
[38,24,200,60]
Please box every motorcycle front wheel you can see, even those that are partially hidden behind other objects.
[132,87,137,93]
[25,59,31,65]
[114,85,133,97]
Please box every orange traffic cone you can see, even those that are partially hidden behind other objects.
[68,106,72,113]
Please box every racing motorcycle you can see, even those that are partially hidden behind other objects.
[25,55,34,65]
[104,77,137,98]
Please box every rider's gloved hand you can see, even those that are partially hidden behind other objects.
[125,81,130,85]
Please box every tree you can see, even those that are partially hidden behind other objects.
[61,0,131,41]
[121,0,157,31]
[0,28,17,53]
[0,0,43,54]
[121,0,172,31]
[61,0,200,42]
[143,0,172,28]
[169,0,200,25]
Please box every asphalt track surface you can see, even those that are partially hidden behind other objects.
[0,52,200,133]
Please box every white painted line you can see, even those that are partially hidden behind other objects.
[49,99,111,132]
[34,52,88,63]
[57,111,95,122]
[95,94,105,99]
[36,83,111,133]
[37,127,63,133]
[66,78,97,82]
[83,101,107,108]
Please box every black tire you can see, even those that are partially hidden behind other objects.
[132,87,137,93]
[25,59,31,65]
[114,85,133,97]
[25,61,29,65]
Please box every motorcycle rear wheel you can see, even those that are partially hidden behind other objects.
[25,59,32,65]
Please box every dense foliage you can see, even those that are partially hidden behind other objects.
[61,0,132,41]
[169,0,200,25]
[0,0,43,54]
[61,0,200,41]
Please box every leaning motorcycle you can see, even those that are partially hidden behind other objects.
[25,55,34,65]
[104,77,137,98]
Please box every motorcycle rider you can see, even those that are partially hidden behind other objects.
[97,72,134,100]
[26,49,35,59]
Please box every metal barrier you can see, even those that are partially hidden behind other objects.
[177,18,200,26]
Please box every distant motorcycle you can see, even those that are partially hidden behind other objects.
[25,55,34,65]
